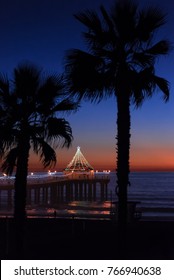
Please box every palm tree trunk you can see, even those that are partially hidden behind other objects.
[116,90,131,245]
[13,134,30,258]
[14,138,30,220]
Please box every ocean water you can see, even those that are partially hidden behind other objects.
[110,172,174,219]
[1,172,174,219]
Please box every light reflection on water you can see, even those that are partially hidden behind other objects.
[31,201,112,219]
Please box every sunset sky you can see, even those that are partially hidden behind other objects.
[1,0,174,171]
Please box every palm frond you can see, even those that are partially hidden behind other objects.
[0,61,75,204]
[0,73,9,96]
[1,147,18,175]
[132,52,155,68]
[39,140,57,168]
[111,0,138,42]
[0,125,17,151]
[0,141,5,159]
[37,74,64,114]
[0,74,16,112]
[65,49,106,101]
[46,117,73,148]
[131,67,170,106]
[137,6,167,41]
[52,98,79,113]
[75,8,114,50]
[100,5,115,33]
[146,40,172,56]
[153,76,170,101]
[14,63,41,99]
[75,10,102,33]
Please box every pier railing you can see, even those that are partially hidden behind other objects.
[0,173,110,187]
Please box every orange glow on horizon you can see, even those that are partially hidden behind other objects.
[28,145,174,172]
[131,144,174,172]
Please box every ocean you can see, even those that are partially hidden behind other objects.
[127,172,174,219]
[1,172,174,220]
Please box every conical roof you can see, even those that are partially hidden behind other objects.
[64,146,94,172]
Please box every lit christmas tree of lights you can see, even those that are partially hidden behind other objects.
[64,146,94,172]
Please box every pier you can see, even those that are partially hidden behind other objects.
[0,147,110,209]
[29,176,109,204]
[0,174,110,208]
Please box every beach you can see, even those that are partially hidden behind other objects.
[1,217,174,260]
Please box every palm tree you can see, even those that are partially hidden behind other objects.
[64,0,171,229]
[0,63,78,222]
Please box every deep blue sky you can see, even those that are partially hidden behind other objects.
[0,0,174,171]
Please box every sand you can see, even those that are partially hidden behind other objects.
[0,217,174,260]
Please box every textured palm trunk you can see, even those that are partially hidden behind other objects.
[14,138,30,220]
[116,90,130,232]
[13,132,30,257]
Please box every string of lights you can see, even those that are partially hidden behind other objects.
[64,146,94,172]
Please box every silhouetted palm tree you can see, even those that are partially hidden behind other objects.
[64,0,171,229]
[0,63,78,221]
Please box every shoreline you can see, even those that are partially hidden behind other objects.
[1,202,174,221]
[1,210,174,222]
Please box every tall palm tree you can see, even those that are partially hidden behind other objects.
[0,63,78,221]
[64,0,171,229]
